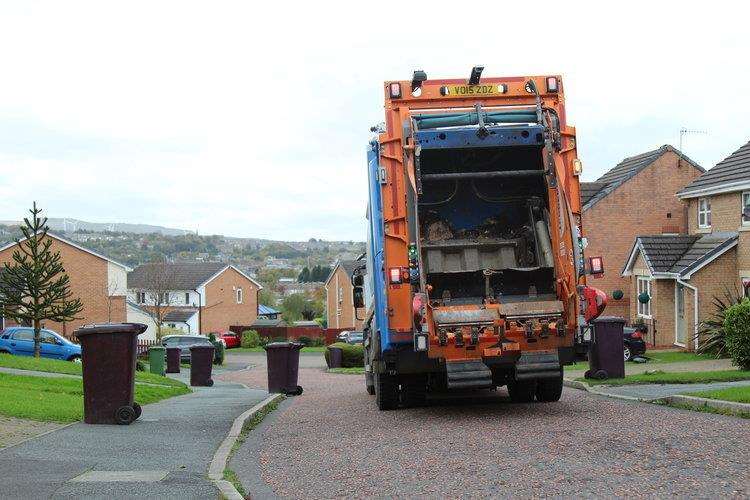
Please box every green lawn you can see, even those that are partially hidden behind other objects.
[0,354,185,388]
[646,351,720,363]
[578,369,750,386]
[227,346,327,353]
[328,367,364,374]
[0,372,190,422]
[687,385,750,404]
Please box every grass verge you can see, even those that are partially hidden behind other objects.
[0,354,184,387]
[223,468,247,498]
[687,385,750,404]
[657,399,750,419]
[0,372,190,422]
[221,396,284,496]
[328,367,364,374]
[578,369,750,386]
[646,351,721,363]
[228,346,326,353]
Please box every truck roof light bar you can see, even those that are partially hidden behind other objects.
[468,65,484,85]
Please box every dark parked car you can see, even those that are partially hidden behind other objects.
[162,335,220,363]
[575,324,647,362]
[623,326,647,361]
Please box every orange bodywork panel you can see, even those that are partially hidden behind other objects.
[378,74,585,362]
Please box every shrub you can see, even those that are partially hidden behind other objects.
[697,286,743,358]
[212,340,226,365]
[241,330,261,348]
[310,337,325,347]
[723,299,750,370]
[324,342,364,368]
[136,360,146,372]
[297,336,311,346]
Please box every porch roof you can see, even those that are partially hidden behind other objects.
[622,232,738,278]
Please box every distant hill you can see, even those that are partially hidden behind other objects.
[0,218,193,237]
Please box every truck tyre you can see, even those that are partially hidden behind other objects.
[507,380,536,403]
[536,373,563,402]
[375,373,399,411]
[401,375,428,408]
[365,371,375,395]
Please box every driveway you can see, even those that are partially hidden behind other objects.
[220,364,750,498]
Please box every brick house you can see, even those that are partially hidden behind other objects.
[0,232,129,336]
[325,260,366,330]
[621,140,750,349]
[127,262,262,334]
[581,145,705,318]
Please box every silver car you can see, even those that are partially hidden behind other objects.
[161,335,217,363]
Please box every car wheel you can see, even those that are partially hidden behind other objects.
[69,355,82,363]
[624,346,632,362]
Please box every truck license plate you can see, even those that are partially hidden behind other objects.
[449,85,497,95]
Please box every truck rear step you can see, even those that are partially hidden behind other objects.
[446,360,493,390]
[514,351,561,381]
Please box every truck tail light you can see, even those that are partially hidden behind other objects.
[389,267,402,284]
[546,76,559,93]
[414,333,428,352]
[589,256,604,275]
[389,82,402,99]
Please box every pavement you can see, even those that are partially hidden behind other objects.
[565,357,734,376]
[0,366,266,499]
[590,379,750,400]
[219,353,750,498]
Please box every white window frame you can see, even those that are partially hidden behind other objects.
[236,288,243,304]
[637,276,652,318]
[185,292,190,305]
[742,192,750,226]
[697,197,711,229]
[137,291,146,305]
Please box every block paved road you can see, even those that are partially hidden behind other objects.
[220,362,750,498]
[0,375,266,499]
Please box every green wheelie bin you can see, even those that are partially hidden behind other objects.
[149,346,166,376]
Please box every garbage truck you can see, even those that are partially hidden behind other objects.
[352,68,606,410]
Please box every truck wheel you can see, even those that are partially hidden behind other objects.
[536,374,563,402]
[375,373,399,411]
[507,380,536,403]
[401,376,428,408]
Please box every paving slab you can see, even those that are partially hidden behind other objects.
[0,378,266,499]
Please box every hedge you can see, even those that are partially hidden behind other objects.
[241,330,261,348]
[724,299,750,370]
[324,342,364,368]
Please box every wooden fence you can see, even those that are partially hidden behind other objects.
[229,325,349,345]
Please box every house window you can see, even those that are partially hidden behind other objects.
[742,192,750,226]
[637,277,652,318]
[698,197,711,228]
[185,292,190,305]
[236,288,243,304]
[338,287,343,303]
[160,292,169,304]
[136,292,146,304]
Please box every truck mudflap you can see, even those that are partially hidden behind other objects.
[446,360,493,390]
[514,350,561,381]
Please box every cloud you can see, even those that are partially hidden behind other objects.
[0,1,748,239]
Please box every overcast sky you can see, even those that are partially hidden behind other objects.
[0,1,748,241]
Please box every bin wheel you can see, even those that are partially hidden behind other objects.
[133,402,142,420]
[593,370,608,380]
[115,405,136,425]
[584,370,592,379]
[292,385,303,396]
[206,379,214,387]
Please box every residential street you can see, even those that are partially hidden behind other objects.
[0,374,266,499]
[220,355,750,498]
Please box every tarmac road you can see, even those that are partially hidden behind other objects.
[220,360,750,498]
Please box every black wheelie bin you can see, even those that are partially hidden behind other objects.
[264,342,304,395]
[585,316,626,380]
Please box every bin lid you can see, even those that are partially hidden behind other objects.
[263,341,304,350]
[591,316,627,324]
[74,322,148,337]
[189,344,215,350]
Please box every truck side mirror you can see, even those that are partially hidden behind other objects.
[353,287,365,308]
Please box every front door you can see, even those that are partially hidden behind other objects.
[675,283,686,346]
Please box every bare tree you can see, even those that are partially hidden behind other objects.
[103,276,122,323]
[0,203,83,357]
[139,262,177,339]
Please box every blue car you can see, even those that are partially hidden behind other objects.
[0,327,82,362]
